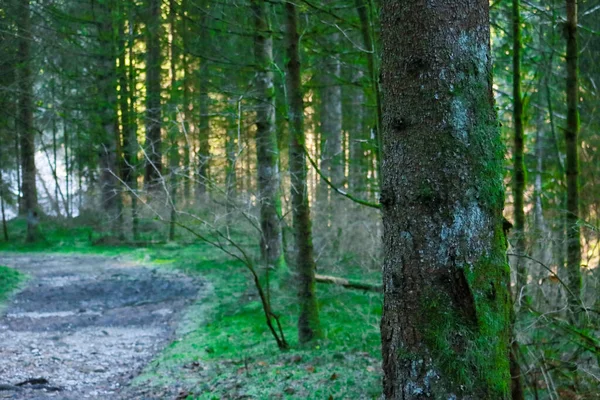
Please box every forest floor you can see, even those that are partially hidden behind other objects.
[0,253,203,399]
[0,219,383,399]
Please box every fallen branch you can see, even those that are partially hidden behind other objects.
[315,274,382,292]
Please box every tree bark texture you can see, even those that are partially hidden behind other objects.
[144,0,163,187]
[380,0,512,398]
[284,1,321,344]
[252,0,284,269]
[565,0,582,325]
[17,0,38,242]
[512,0,527,299]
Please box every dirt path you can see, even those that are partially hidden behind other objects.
[0,253,203,399]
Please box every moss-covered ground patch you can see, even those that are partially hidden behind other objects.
[0,265,26,304]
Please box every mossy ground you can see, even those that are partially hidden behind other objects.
[0,218,383,399]
[0,264,26,304]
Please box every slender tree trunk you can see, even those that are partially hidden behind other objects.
[118,0,138,239]
[512,0,527,300]
[318,38,343,208]
[284,1,321,344]
[380,0,511,397]
[15,133,21,214]
[63,102,71,218]
[355,0,381,185]
[97,0,122,238]
[0,147,8,241]
[565,0,582,325]
[144,0,163,187]
[196,0,210,200]
[51,81,60,215]
[225,120,237,225]
[168,0,179,241]
[181,0,191,201]
[349,70,367,193]
[128,4,140,240]
[17,0,38,243]
[252,0,284,269]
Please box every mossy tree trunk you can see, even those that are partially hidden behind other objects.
[512,0,527,299]
[144,0,163,188]
[565,0,582,325]
[379,0,512,398]
[252,0,284,270]
[284,1,321,344]
[17,0,38,243]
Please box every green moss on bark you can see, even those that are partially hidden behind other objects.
[420,227,511,399]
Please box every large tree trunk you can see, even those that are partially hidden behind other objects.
[284,1,321,344]
[144,0,163,187]
[379,0,512,398]
[565,0,582,325]
[97,0,122,238]
[17,0,38,243]
[252,0,284,269]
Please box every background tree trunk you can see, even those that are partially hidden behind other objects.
[196,0,210,200]
[284,1,321,344]
[379,0,512,397]
[565,0,582,325]
[168,0,180,241]
[252,0,284,269]
[317,40,343,209]
[17,0,38,243]
[144,0,163,187]
[118,0,139,240]
[512,0,527,299]
[97,0,123,238]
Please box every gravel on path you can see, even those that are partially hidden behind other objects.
[0,253,204,399]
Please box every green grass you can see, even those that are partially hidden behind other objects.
[0,265,26,303]
[135,245,383,399]
[0,217,383,399]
